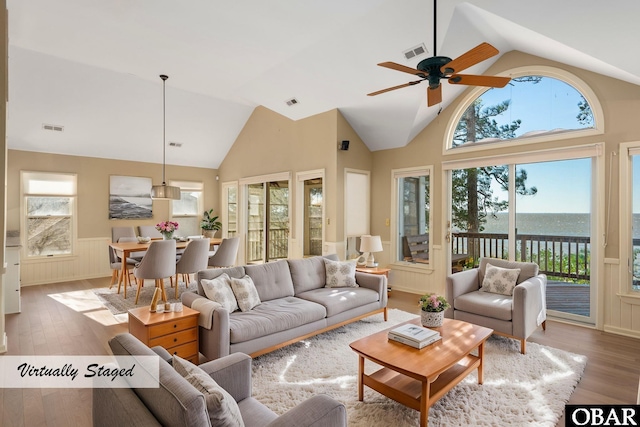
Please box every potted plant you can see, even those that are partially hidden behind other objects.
[200,209,222,238]
[419,293,450,328]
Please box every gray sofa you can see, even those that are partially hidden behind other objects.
[94,333,347,427]
[181,255,388,360]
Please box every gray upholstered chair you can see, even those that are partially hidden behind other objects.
[445,257,547,354]
[95,333,347,427]
[138,225,163,239]
[133,239,177,304]
[174,238,210,299]
[208,237,239,268]
[112,226,146,261]
[108,242,136,294]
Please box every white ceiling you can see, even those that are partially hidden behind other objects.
[6,0,640,169]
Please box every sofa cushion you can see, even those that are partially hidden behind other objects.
[480,263,521,295]
[245,260,295,301]
[323,258,357,288]
[230,275,262,312]
[108,333,210,427]
[197,266,246,296]
[454,291,513,321]
[228,297,326,343]
[296,287,379,317]
[201,273,239,313]
[287,256,327,294]
[172,354,245,427]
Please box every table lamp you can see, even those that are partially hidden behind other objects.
[360,235,383,268]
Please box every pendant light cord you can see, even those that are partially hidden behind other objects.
[433,0,437,57]
[160,74,168,185]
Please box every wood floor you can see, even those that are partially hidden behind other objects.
[1,277,639,427]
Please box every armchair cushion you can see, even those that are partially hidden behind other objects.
[480,263,521,295]
[172,354,245,427]
[454,291,513,321]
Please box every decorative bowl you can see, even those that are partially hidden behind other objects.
[137,236,151,243]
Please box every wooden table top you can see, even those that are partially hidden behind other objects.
[349,318,493,380]
[128,305,199,325]
[110,237,222,252]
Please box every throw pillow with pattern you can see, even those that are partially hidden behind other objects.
[200,273,239,313]
[323,258,358,288]
[480,263,521,296]
[172,355,245,427]
[230,275,261,312]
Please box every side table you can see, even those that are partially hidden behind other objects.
[356,267,392,292]
[128,306,200,364]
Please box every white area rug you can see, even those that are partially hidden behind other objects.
[251,309,587,426]
[92,280,197,314]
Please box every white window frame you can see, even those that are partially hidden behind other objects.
[21,171,77,259]
[443,65,605,156]
[295,169,325,258]
[170,180,204,237]
[221,180,238,238]
[390,166,433,270]
[619,141,640,299]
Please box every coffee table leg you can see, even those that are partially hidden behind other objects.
[478,341,485,384]
[420,380,430,427]
[357,355,364,401]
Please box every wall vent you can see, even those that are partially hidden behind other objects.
[285,97,299,106]
[168,142,183,148]
[42,123,64,132]
[403,43,428,60]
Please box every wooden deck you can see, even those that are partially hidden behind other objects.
[546,282,590,317]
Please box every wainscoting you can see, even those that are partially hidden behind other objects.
[20,237,111,286]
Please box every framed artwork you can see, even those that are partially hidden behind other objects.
[109,175,153,219]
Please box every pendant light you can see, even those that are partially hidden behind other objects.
[151,74,181,200]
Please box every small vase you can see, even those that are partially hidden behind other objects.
[421,310,444,328]
[162,232,174,240]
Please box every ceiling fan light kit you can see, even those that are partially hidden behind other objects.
[368,0,511,107]
[151,74,181,200]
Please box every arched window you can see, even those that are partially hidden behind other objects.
[445,66,603,152]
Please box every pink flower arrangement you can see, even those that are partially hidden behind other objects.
[419,293,450,313]
[155,220,179,233]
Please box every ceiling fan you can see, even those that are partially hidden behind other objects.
[367,1,511,107]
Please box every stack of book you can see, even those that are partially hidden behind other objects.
[388,323,442,349]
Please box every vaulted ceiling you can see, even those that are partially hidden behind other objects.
[6,1,640,169]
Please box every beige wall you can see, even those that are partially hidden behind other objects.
[218,106,372,252]
[1,0,8,352]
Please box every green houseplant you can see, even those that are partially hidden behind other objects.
[200,209,222,238]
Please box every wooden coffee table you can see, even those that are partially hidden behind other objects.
[349,318,493,427]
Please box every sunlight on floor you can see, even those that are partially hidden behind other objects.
[47,289,127,326]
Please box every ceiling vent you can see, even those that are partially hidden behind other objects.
[42,123,64,132]
[285,97,299,106]
[168,142,182,148]
[403,43,428,60]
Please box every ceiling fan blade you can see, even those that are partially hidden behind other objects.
[441,42,499,75]
[378,62,427,77]
[427,85,442,106]
[448,74,511,88]
[367,79,424,96]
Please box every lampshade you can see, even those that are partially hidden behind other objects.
[151,74,181,200]
[359,235,383,253]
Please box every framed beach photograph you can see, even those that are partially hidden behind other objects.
[109,175,153,219]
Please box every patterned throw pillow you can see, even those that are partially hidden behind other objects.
[480,263,521,296]
[172,355,245,427]
[230,275,261,312]
[200,273,239,313]
[323,258,358,288]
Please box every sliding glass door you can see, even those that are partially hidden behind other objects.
[246,180,289,264]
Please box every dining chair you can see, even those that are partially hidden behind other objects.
[133,239,177,304]
[174,238,210,298]
[108,243,136,295]
[138,225,163,239]
[112,226,145,261]
[208,237,240,268]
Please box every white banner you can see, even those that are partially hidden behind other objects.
[0,355,159,388]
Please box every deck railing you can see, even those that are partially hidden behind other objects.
[452,232,591,281]
[247,228,289,262]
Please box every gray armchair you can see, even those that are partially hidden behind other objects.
[94,333,347,427]
[445,257,546,354]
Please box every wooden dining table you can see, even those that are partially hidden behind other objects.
[109,237,223,298]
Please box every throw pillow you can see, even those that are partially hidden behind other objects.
[200,274,239,313]
[323,258,358,288]
[230,275,261,312]
[172,355,245,427]
[480,263,521,296]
